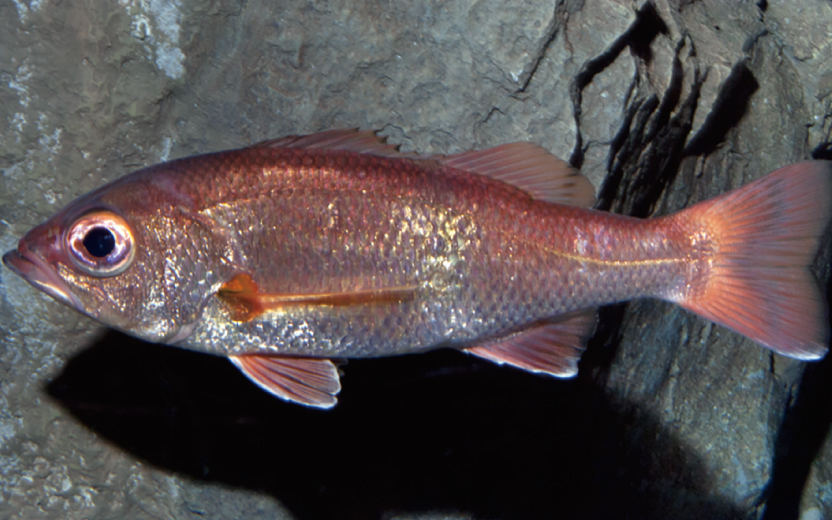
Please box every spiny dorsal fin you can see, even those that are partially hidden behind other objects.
[229,355,341,409]
[252,129,419,158]
[465,309,597,377]
[439,143,596,207]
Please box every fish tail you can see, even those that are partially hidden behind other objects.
[668,161,832,359]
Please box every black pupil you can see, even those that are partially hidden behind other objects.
[83,227,116,258]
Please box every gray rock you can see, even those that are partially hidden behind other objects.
[1,0,831,518]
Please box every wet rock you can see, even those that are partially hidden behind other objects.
[1,0,831,518]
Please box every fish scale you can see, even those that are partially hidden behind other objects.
[174,149,696,359]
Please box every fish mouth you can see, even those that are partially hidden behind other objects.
[3,246,84,312]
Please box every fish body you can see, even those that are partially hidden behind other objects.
[4,130,831,408]
[177,148,678,357]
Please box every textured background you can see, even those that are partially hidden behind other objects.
[2,0,832,518]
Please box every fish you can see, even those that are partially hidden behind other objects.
[3,129,831,408]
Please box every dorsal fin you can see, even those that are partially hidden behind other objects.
[252,129,596,207]
[465,309,597,377]
[439,143,596,207]
[251,129,419,158]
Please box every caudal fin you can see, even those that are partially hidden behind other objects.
[670,161,832,359]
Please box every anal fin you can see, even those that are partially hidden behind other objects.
[466,310,597,377]
[229,355,341,409]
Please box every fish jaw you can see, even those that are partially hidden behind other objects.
[3,242,85,313]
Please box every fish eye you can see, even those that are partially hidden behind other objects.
[83,227,116,257]
[66,210,136,277]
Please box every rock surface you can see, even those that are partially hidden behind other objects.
[1,0,832,518]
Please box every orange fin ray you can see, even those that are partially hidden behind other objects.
[466,309,597,377]
[217,273,419,322]
[670,161,832,359]
[229,355,341,409]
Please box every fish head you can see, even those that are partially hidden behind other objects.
[3,165,223,344]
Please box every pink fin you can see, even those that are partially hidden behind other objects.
[669,161,832,360]
[466,310,597,377]
[439,143,596,207]
[229,355,341,409]
[252,129,419,158]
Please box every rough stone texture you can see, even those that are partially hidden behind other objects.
[2,0,832,518]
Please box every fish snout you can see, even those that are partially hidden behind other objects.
[3,240,84,313]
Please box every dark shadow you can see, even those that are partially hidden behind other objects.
[579,303,628,373]
[763,353,832,519]
[596,37,702,218]
[811,142,832,161]
[761,243,832,519]
[571,2,668,94]
[569,2,669,168]
[48,331,746,520]
[596,94,660,211]
[682,60,759,157]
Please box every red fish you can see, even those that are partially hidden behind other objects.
[3,129,830,408]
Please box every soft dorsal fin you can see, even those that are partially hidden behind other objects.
[229,355,341,408]
[439,143,596,207]
[465,309,597,377]
[252,129,420,158]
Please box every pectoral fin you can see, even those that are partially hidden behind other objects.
[218,273,419,322]
[465,310,597,377]
[229,355,341,409]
